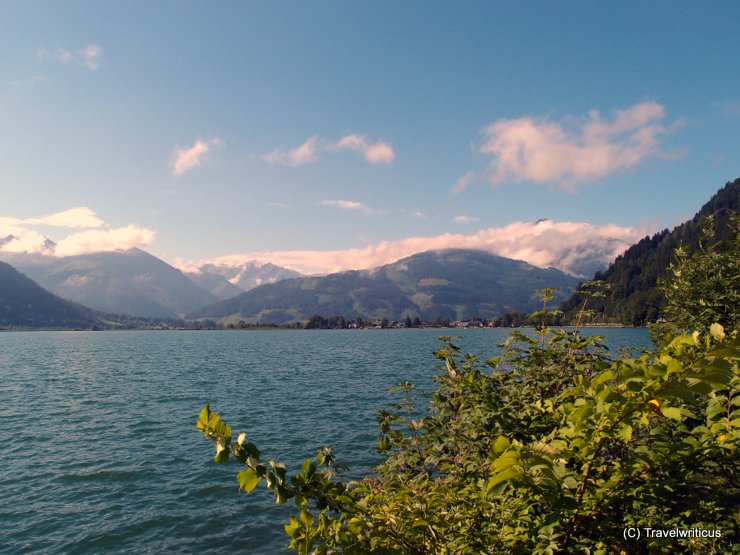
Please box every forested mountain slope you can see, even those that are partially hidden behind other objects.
[560,178,739,324]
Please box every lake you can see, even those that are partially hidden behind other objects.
[0,328,651,554]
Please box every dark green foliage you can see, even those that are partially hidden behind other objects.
[192,249,579,324]
[561,178,740,325]
[199,328,739,553]
[656,214,740,339]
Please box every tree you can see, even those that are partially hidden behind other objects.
[304,314,327,329]
[658,214,739,337]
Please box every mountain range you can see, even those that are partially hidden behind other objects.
[184,261,303,299]
[0,249,304,318]
[0,248,217,319]
[560,177,739,324]
[191,249,580,324]
[2,177,736,328]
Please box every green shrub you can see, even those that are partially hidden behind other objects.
[198,324,738,553]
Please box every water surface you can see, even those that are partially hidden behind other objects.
[0,328,651,553]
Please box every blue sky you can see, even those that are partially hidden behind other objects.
[1,1,738,274]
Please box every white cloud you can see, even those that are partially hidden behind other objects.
[331,134,395,164]
[266,201,292,210]
[480,102,674,190]
[261,136,320,167]
[0,227,49,253]
[38,44,102,70]
[187,219,650,278]
[78,44,102,70]
[262,133,394,166]
[321,199,379,215]
[0,207,154,256]
[450,170,475,196]
[171,137,224,177]
[28,207,104,228]
[453,215,479,224]
[1,207,103,229]
[54,225,155,256]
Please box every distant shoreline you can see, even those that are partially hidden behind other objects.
[0,323,641,333]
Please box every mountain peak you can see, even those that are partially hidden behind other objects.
[188,260,303,293]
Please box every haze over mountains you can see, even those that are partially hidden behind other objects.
[1,248,215,319]
[0,260,97,329]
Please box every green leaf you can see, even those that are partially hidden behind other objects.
[302,458,316,478]
[284,516,301,538]
[661,407,682,421]
[709,323,726,341]
[590,370,615,387]
[618,424,633,442]
[491,449,520,472]
[275,485,289,504]
[299,509,314,526]
[237,468,262,492]
[486,466,521,493]
[214,441,230,463]
[196,404,211,431]
[492,435,511,455]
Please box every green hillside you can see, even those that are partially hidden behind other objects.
[560,178,740,324]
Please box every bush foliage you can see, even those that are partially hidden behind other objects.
[199,325,738,553]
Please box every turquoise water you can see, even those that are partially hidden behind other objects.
[0,328,651,554]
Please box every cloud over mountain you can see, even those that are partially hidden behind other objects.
[0,207,154,256]
[186,219,649,278]
[54,225,155,256]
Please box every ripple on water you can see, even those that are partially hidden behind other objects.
[0,328,651,553]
